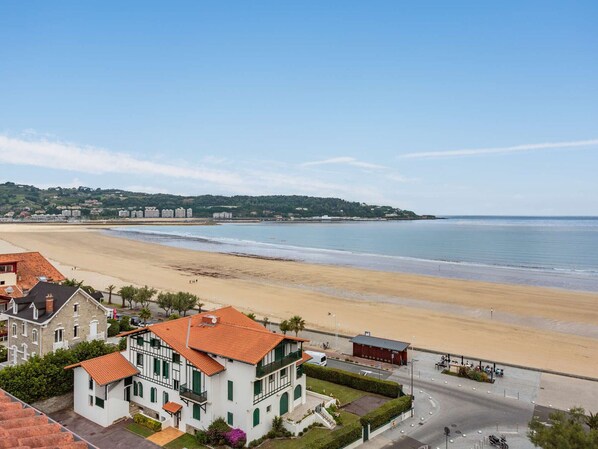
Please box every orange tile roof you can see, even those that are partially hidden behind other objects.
[0,252,65,297]
[0,388,93,448]
[162,401,183,414]
[65,352,139,386]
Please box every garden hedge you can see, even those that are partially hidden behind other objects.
[134,413,162,432]
[306,421,362,449]
[359,396,412,430]
[303,364,402,398]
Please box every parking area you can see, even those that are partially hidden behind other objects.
[51,409,160,449]
[343,395,390,416]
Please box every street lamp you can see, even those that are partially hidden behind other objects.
[327,312,338,349]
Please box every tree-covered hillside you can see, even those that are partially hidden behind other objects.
[0,182,430,220]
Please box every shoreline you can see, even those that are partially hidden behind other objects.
[1,223,597,378]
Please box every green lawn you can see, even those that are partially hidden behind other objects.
[125,422,155,438]
[262,411,360,449]
[306,378,367,405]
[163,433,209,449]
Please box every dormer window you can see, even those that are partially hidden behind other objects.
[12,302,17,314]
[33,305,38,320]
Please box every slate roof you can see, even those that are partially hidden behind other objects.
[350,334,410,352]
[0,252,65,298]
[0,387,95,448]
[8,282,79,323]
[65,352,139,386]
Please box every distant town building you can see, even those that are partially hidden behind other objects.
[61,209,72,217]
[131,210,143,218]
[144,207,160,218]
[175,207,186,218]
[71,209,81,218]
[186,208,193,218]
[161,209,174,218]
[212,211,233,219]
[118,210,130,218]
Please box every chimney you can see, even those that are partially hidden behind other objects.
[46,293,54,313]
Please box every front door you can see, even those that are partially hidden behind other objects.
[124,386,131,402]
[192,370,202,394]
[279,392,289,415]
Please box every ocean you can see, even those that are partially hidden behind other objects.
[108,216,598,292]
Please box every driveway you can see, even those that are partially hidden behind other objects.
[51,409,160,449]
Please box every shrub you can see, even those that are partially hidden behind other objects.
[306,421,362,449]
[195,430,208,444]
[303,364,402,398]
[0,346,7,363]
[119,316,133,332]
[107,318,120,337]
[133,413,162,432]
[204,418,231,445]
[360,396,412,430]
[118,337,127,351]
[225,428,247,448]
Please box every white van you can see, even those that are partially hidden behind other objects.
[305,350,327,366]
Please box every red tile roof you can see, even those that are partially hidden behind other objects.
[118,306,308,374]
[0,252,65,298]
[0,388,94,448]
[65,352,139,386]
[162,402,183,414]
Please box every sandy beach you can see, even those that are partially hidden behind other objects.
[1,223,598,379]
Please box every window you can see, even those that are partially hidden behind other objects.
[173,379,179,390]
[294,385,302,401]
[193,403,201,420]
[33,307,38,320]
[153,358,160,376]
[73,303,79,316]
[281,368,287,378]
[253,408,260,427]
[22,344,28,360]
[172,353,180,364]
[227,412,233,426]
[54,328,64,343]
[11,323,16,338]
[73,325,79,338]
[89,375,93,390]
[32,329,38,344]
[12,302,17,314]
[163,391,169,405]
[268,374,275,383]
[227,380,233,401]
[254,380,262,396]
[133,382,138,396]
[21,322,27,336]
[89,395,93,406]
[95,397,104,408]
[150,338,160,349]
[138,382,143,398]
[266,405,271,413]
[150,387,157,403]
[162,360,169,379]
[136,353,144,367]
[136,336,144,346]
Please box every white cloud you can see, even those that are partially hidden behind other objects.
[0,134,244,187]
[300,156,387,170]
[398,139,598,159]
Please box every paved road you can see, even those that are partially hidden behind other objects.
[327,358,391,380]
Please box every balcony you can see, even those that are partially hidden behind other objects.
[179,384,207,404]
[53,340,69,351]
[87,332,105,342]
[256,349,302,378]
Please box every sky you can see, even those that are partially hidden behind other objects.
[1,1,597,215]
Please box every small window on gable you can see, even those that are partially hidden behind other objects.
[73,303,79,315]
[150,338,161,349]
[33,307,38,320]
[136,336,144,346]
[172,353,181,364]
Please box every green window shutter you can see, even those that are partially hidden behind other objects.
[133,382,138,396]
[163,391,169,405]
[254,380,262,396]
[253,408,260,427]
[137,336,143,346]
[150,387,156,403]
[193,403,201,420]
[294,384,302,400]
[138,383,143,398]
[227,380,233,401]
[153,358,160,376]
[227,412,233,426]
[162,361,169,378]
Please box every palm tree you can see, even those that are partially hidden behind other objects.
[289,315,306,336]
[586,411,598,430]
[139,307,152,326]
[107,284,115,305]
[244,312,257,321]
[62,278,83,288]
[279,320,290,335]
[262,317,270,329]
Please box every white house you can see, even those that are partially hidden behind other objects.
[67,307,311,442]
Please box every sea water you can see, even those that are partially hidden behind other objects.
[108,217,598,292]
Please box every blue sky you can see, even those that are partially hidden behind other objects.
[1,1,597,215]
